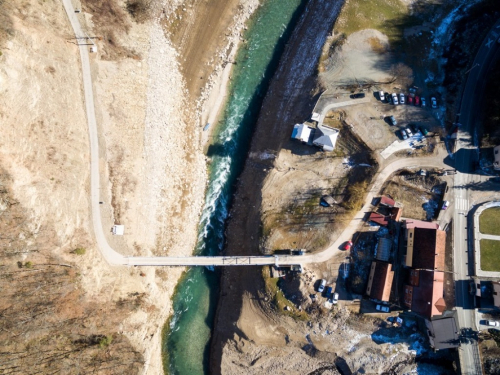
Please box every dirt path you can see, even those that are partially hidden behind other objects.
[210,0,344,373]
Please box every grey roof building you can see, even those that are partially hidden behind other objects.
[313,125,339,151]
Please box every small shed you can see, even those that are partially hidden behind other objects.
[320,195,336,207]
[90,46,97,53]
[112,225,124,235]
[375,237,392,262]
[369,212,389,226]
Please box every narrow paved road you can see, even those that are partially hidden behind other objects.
[453,19,500,375]
[62,1,445,268]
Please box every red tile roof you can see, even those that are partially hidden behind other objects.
[380,195,395,207]
[369,212,389,226]
[405,270,445,318]
[404,219,439,230]
[366,261,394,302]
[411,228,446,271]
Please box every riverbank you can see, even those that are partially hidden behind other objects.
[209,0,345,372]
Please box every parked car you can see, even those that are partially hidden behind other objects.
[400,129,408,140]
[325,286,333,298]
[391,93,399,105]
[407,96,413,105]
[442,200,450,210]
[385,92,390,103]
[318,279,326,293]
[399,93,405,104]
[431,97,437,108]
[388,115,397,126]
[343,241,353,251]
[415,96,420,106]
[331,293,339,305]
[350,92,366,99]
[376,305,390,312]
[420,126,429,136]
[408,124,418,134]
[379,91,385,101]
[487,320,500,327]
[421,97,426,107]
[406,127,413,137]
[291,249,305,255]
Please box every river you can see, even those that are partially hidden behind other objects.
[162,0,306,374]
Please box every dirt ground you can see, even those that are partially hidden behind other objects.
[0,0,256,373]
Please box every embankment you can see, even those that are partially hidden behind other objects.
[209,0,344,372]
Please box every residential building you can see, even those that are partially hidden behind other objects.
[313,124,339,151]
[375,237,392,262]
[425,311,460,350]
[405,227,446,271]
[404,269,446,318]
[379,195,395,208]
[291,123,313,143]
[366,261,394,302]
[369,212,389,226]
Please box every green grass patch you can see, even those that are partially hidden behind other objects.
[263,267,308,321]
[480,239,500,272]
[480,207,500,235]
[334,0,408,42]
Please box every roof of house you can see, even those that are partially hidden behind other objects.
[366,261,394,302]
[291,123,312,143]
[391,207,402,222]
[425,311,460,350]
[379,195,395,207]
[408,270,445,318]
[112,225,124,235]
[411,228,446,271]
[404,219,439,230]
[312,125,339,151]
[369,212,389,226]
[375,237,392,262]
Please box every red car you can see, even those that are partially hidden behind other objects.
[415,96,420,106]
[343,241,353,250]
[407,96,413,105]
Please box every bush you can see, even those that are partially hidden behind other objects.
[24,261,33,269]
[73,247,86,255]
[99,335,113,348]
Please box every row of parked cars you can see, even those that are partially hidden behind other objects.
[317,279,339,304]
[379,90,437,109]
[395,123,429,140]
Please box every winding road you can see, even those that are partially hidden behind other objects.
[62,0,447,268]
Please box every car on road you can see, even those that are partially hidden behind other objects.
[318,279,326,293]
[331,292,339,305]
[399,93,405,104]
[376,305,390,312]
[343,241,353,251]
[415,96,420,106]
[421,97,426,107]
[391,93,399,105]
[291,249,305,255]
[379,91,385,101]
[442,200,450,210]
[350,92,366,99]
[400,129,408,140]
[486,320,500,327]
[431,97,437,108]
[388,115,397,126]
[407,96,413,105]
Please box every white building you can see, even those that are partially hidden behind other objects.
[313,125,339,151]
[291,123,313,143]
[112,225,124,235]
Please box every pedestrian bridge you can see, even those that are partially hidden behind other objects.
[126,255,308,267]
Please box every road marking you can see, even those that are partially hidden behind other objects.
[486,38,493,48]
[455,198,469,211]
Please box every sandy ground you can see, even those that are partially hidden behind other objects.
[0,0,258,373]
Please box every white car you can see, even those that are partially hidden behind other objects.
[376,304,390,312]
[379,91,385,101]
[442,200,450,210]
[331,292,339,305]
[487,320,500,327]
[399,93,405,104]
[391,93,399,105]
[318,279,326,293]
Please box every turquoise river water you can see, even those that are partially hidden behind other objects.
[162,0,306,374]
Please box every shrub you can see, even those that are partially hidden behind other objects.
[73,247,86,255]
[99,335,113,348]
[24,261,33,269]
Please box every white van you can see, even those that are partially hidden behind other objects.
[318,279,326,293]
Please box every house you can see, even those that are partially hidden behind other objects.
[390,207,402,222]
[404,269,446,318]
[366,261,394,302]
[379,195,395,208]
[425,311,460,350]
[369,212,389,226]
[405,227,446,271]
[291,123,313,143]
[313,125,339,151]
[404,219,439,230]
[494,145,500,170]
[375,237,392,262]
